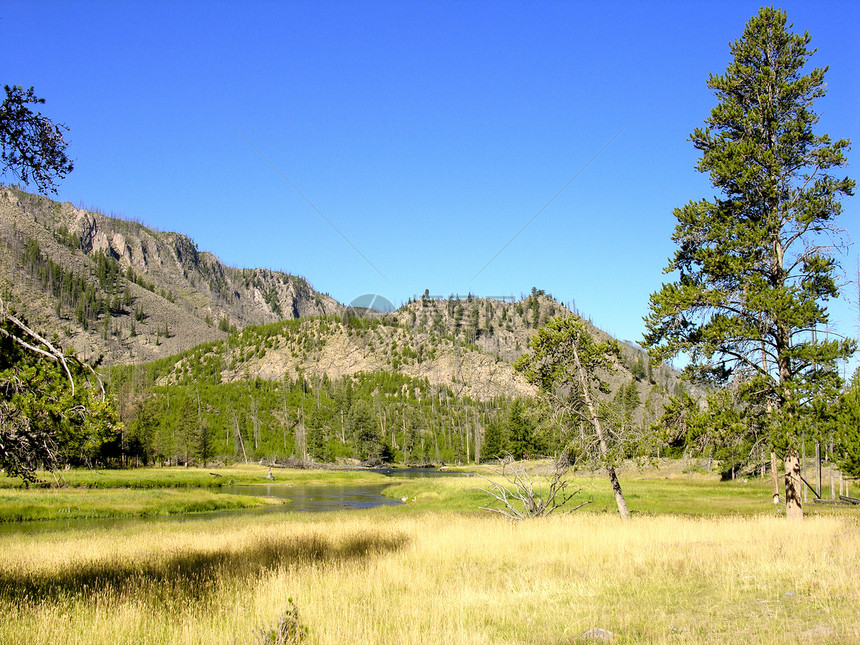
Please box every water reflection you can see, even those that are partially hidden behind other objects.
[222,483,402,512]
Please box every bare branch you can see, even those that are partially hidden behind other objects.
[476,454,591,520]
[0,297,75,395]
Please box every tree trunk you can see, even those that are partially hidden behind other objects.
[572,341,629,519]
[785,450,803,519]
[606,464,629,519]
[771,451,779,506]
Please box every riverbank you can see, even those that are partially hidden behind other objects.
[1,461,853,522]
[0,463,405,489]
[0,464,400,522]
[0,486,276,523]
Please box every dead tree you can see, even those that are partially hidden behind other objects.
[477,454,592,520]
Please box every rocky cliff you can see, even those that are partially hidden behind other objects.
[0,186,341,364]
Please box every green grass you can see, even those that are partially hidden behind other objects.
[1,459,858,642]
[0,464,396,490]
[0,487,273,522]
[1,461,853,524]
[0,464,405,523]
[381,461,855,517]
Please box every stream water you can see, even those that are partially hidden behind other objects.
[220,482,402,512]
[220,467,463,512]
[0,468,462,534]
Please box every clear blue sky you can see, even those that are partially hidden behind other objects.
[3,1,858,359]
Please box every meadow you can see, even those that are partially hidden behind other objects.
[1,464,858,643]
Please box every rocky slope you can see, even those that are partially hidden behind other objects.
[1,185,688,421]
[153,293,684,429]
[0,186,340,364]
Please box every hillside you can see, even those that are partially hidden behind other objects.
[0,186,340,364]
[1,185,694,465]
[135,292,683,417]
[110,293,689,465]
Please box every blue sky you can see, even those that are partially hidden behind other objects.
[3,1,858,361]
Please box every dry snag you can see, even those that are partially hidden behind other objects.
[477,454,592,520]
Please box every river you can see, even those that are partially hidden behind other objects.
[0,468,461,534]
[220,467,464,512]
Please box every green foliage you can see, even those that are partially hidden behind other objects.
[631,355,647,381]
[515,315,624,465]
[481,417,507,461]
[655,388,761,479]
[0,313,121,481]
[507,399,539,460]
[645,8,855,453]
[125,397,159,465]
[104,310,578,467]
[834,372,860,479]
[608,380,645,454]
[0,85,73,193]
[254,598,307,645]
[110,364,521,466]
[348,399,383,462]
[54,225,80,250]
[21,238,124,328]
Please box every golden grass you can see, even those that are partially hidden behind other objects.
[1,510,858,644]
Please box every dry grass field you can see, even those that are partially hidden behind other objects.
[1,506,858,644]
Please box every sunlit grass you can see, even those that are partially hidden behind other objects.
[0,463,397,489]
[383,460,850,517]
[0,511,857,643]
[1,460,849,523]
[2,461,858,642]
[0,486,272,522]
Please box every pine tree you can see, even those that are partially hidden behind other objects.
[645,8,855,518]
[506,400,536,460]
[834,370,860,479]
[481,416,507,462]
[1,85,73,193]
[515,315,630,518]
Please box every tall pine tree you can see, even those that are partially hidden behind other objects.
[645,8,854,518]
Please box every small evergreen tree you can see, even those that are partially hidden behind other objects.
[481,417,507,461]
[834,371,860,479]
[0,306,121,480]
[507,400,537,459]
[515,315,630,518]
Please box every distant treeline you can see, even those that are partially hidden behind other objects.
[111,366,538,466]
[108,324,659,467]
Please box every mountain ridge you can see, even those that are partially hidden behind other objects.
[2,186,688,421]
[0,186,340,364]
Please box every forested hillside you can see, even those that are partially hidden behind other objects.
[0,186,340,364]
[0,186,695,468]
[110,294,690,466]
